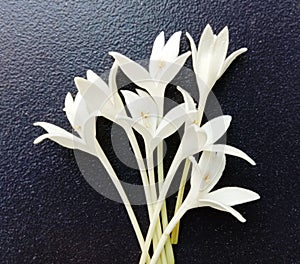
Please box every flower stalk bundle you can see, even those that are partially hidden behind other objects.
[34,24,260,264]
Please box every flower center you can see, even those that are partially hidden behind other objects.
[74,125,81,131]
[158,60,165,68]
[193,120,200,125]
[204,174,210,182]
[141,112,150,128]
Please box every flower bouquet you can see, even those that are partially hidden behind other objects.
[34,24,260,264]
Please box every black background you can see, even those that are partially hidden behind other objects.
[1,1,299,263]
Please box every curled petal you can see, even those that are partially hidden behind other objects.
[198,198,246,222]
[186,32,197,71]
[206,187,260,206]
[109,52,154,91]
[219,48,247,78]
[203,144,256,165]
[177,86,196,111]
[33,122,89,153]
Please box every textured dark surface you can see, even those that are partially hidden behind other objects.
[1,1,299,263]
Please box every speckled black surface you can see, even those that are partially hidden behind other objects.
[1,1,299,263]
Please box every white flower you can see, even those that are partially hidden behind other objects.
[179,115,256,165]
[185,153,260,222]
[74,62,124,121]
[34,63,124,155]
[186,25,247,103]
[109,31,190,113]
[117,89,193,153]
[33,97,96,155]
[177,86,199,127]
[150,151,259,264]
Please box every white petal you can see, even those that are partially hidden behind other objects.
[189,156,203,188]
[150,31,165,62]
[108,61,124,111]
[157,51,191,85]
[34,122,71,136]
[206,187,260,206]
[203,144,256,165]
[198,198,246,222]
[186,32,198,71]
[196,24,215,84]
[82,116,96,148]
[200,115,232,145]
[161,31,182,61]
[72,93,91,133]
[33,122,88,151]
[179,125,207,158]
[86,70,111,96]
[121,90,141,119]
[74,77,112,114]
[219,48,247,78]
[197,151,226,192]
[197,24,214,51]
[155,103,186,140]
[64,92,74,111]
[121,90,158,135]
[34,133,82,150]
[210,26,229,81]
[64,93,75,126]
[109,52,154,91]
[116,115,153,145]
[177,86,196,111]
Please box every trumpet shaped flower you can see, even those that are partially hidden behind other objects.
[184,153,260,222]
[34,93,97,156]
[186,25,247,104]
[74,62,124,121]
[109,31,190,114]
[179,115,256,165]
[117,89,193,153]
[34,63,124,155]
[150,152,259,264]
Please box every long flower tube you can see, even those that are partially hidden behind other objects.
[150,153,260,264]
[34,65,153,261]
[83,65,171,263]
[34,119,150,262]
[139,118,255,264]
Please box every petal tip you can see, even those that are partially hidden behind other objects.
[33,122,40,127]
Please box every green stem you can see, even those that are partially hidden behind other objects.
[126,129,163,264]
[170,105,205,244]
[139,148,183,264]
[147,150,168,264]
[157,142,174,263]
[150,204,188,264]
[170,158,190,244]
